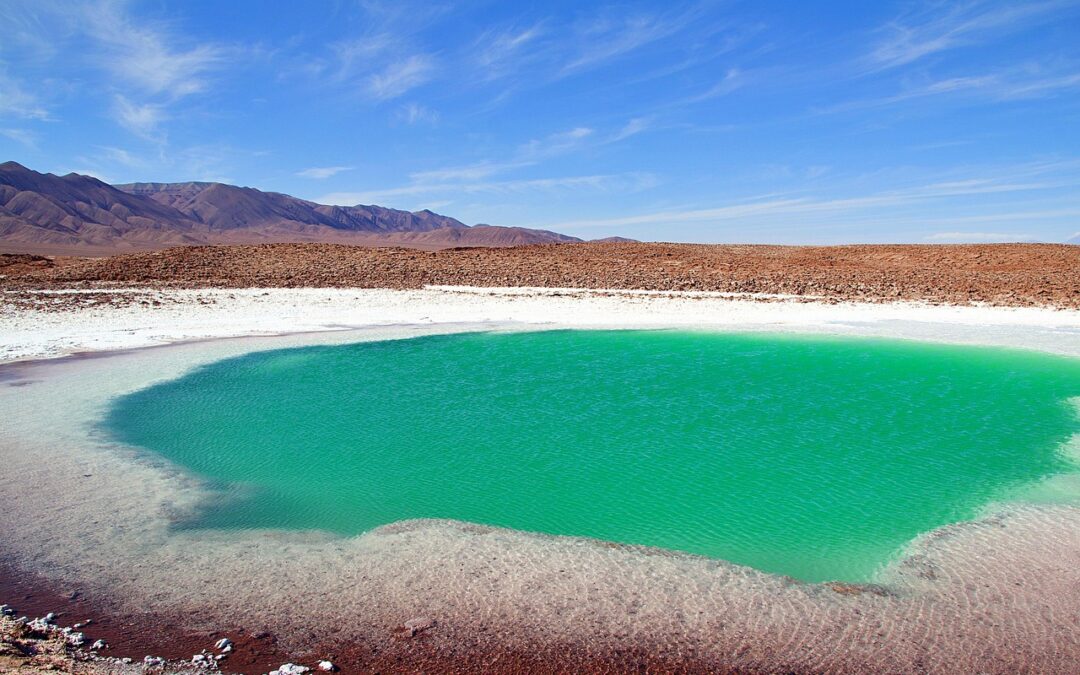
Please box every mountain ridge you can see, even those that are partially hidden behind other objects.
[0,161,583,254]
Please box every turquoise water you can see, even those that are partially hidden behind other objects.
[103,331,1080,582]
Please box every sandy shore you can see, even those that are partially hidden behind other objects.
[2,286,1080,674]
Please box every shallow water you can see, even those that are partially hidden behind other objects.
[102,330,1080,582]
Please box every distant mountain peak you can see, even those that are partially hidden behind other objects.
[0,161,584,254]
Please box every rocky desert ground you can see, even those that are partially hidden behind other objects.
[2,242,1077,309]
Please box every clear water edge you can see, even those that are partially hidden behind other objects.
[101,330,1080,583]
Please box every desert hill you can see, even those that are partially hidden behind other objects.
[0,161,581,254]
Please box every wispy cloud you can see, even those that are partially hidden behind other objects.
[925,231,1036,243]
[409,161,530,183]
[2,1,236,139]
[112,95,166,141]
[611,117,652,142]
[297,166,353,179]
[868,1,1071,70]
[0,127,38,148]
[559,8,699,76]
[0,69,51,120]
[366,54,435,100]
[318,172,657,207]
[677,68,744,106]
[519,126,594,160]
[396,102,439,125]
[821,67,1080,113]
[98,145,148,168]
[89,12,226,98]
[473,23,546,80]
[544,167,1080,230]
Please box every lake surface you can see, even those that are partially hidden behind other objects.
[103,330,1080,582]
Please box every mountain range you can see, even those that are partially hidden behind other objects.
[0,161,587,255]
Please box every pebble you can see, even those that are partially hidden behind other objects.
[317,660,337,671]
[404,616,437,637]
[144,655,165,666]
[91,639,107,650]
[270,664,311,675]
[121,657,133,664]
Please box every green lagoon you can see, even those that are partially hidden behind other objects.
[103,331,1080,582]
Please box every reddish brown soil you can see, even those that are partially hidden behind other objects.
[3,242,1077,309]
[0,560,754,674]
[0,559,288,673]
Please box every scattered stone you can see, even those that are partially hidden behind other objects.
[317,660,337,671]
[192,653,207,663]
[0,604,13,616]
[144,655,166,666]
[65,631,85,646]
[215,637,233,650]
[44,612,56,623]
[90,639,107,650]
[404,616,437,637]
[270,663,311,675]
[121,657,133,664]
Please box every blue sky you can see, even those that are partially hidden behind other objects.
[1,0,1079,243]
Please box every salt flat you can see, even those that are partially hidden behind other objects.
[3,285,1080,363]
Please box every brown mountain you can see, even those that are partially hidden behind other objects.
[0,161,581,254]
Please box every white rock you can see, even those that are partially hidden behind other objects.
[90,639,107,650]
[403,616,437,637]
[66,631,85,646]
[144,655,165,666]
[215,637,233,650]
[0,604,13,616]
[271,664,310,675]
[44,612,56,623]
[317,660,337,671]
[192,654,206,663]
[120,657,133,664]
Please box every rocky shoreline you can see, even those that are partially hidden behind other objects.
[0,566,734,675]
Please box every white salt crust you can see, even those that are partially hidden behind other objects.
[1,289,1080,673]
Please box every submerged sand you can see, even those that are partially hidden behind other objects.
[2,288,1080,673]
